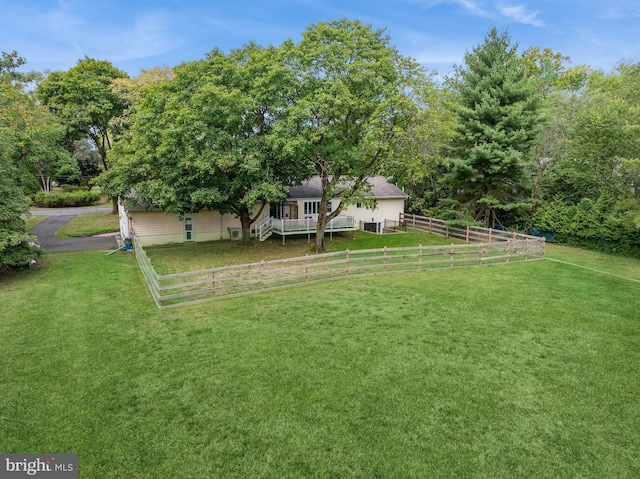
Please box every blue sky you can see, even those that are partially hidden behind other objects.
[1,0,638,77]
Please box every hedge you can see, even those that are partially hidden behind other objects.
[34,191,101,208]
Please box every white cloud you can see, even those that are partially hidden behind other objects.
[110,11,185,61]
[456,0,492,17]
[405,0,492,18]
[496,4,544,27]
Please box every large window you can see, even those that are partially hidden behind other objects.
[303,200,332,216]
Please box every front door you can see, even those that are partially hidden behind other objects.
[184,216,194,241]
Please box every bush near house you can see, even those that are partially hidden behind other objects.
[34,190,101,208]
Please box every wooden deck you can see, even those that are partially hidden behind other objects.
[258,215,356,241]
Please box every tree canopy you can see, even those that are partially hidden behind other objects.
[99,44,290,241]
[444,28,543,227]
[271,19,430,251]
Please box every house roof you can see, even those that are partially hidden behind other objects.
[288,176,408,200]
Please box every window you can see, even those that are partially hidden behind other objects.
[356,202,362,209]
[184,217,194,241]
[303,200,332,216]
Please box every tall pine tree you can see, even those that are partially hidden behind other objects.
[445,28,542,227]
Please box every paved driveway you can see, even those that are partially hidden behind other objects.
[28,211,119,253]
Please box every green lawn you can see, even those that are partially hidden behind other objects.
[55,212,119,238]
[1,246,639,478]
[22,215,47,229]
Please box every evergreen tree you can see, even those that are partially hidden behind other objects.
[444,28,542,227]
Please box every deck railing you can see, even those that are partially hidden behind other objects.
[259,215,356,240]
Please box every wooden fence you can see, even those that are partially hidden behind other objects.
[132,220,545,308]
[400,213,542,244]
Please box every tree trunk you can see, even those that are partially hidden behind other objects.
[239,210,253,243]
[314,214,327,253]
[111,197,118,215]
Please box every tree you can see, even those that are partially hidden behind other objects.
[533,61,640,255]
[0,83,78,193]
[271,19,426,252]
[109,66,174,141]
[0,157,42,270]
[99,44,290,241]
[444,28,543,227]
[37,58,128,210]
[0,50,41,90]
[0,83,54,269]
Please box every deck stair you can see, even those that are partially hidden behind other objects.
[258,216,273,241]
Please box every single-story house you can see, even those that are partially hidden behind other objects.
[119,176,408,247]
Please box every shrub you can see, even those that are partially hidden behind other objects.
[34,191,101,208]
[60,185,83,193]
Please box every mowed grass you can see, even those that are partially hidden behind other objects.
[22,215,47,229]
[146,230,456,273]
[55,212,120,238]
[1,247,639,478]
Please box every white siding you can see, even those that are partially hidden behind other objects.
[127,204,270,246]
[342,199,405,224]
[288,198,404,224]
[118,202,130,240]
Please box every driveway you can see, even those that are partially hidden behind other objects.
[28,210,119,253]
[29,207,113,215]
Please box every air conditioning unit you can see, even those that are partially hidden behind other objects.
[229,227,242,240]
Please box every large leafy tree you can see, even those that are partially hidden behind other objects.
[37,58,128,210]
[0,50,41,89]
[0,81,70,267]
[444,28,543,227]
[0,80,78,194]
[534,61,640,253]
[99,44,290,241]
[271,19,427,252]
[109,66,174,142]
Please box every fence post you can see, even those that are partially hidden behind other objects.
[211,269,215,297]
[466,226,470,244]
[445,225,449,239]
[384,246,388,272]
[419,244,423,272]
[346,249,350,276]
[488,228,492,244]
[260,260,265,289]
[450,244,454,268]
[305,254,310,281]
[428,217,432,234]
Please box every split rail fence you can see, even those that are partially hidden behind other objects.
[133,214,545,309]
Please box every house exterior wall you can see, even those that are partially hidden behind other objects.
[118,202,130,240]
[127,207,269,247]
[287,197,404,224]
[342,198,405,224]
[122,192,404,247]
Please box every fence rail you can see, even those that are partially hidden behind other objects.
[132,217,545,308]
[400,213,541,243]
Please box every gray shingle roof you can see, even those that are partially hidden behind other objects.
[288,176,407,199]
